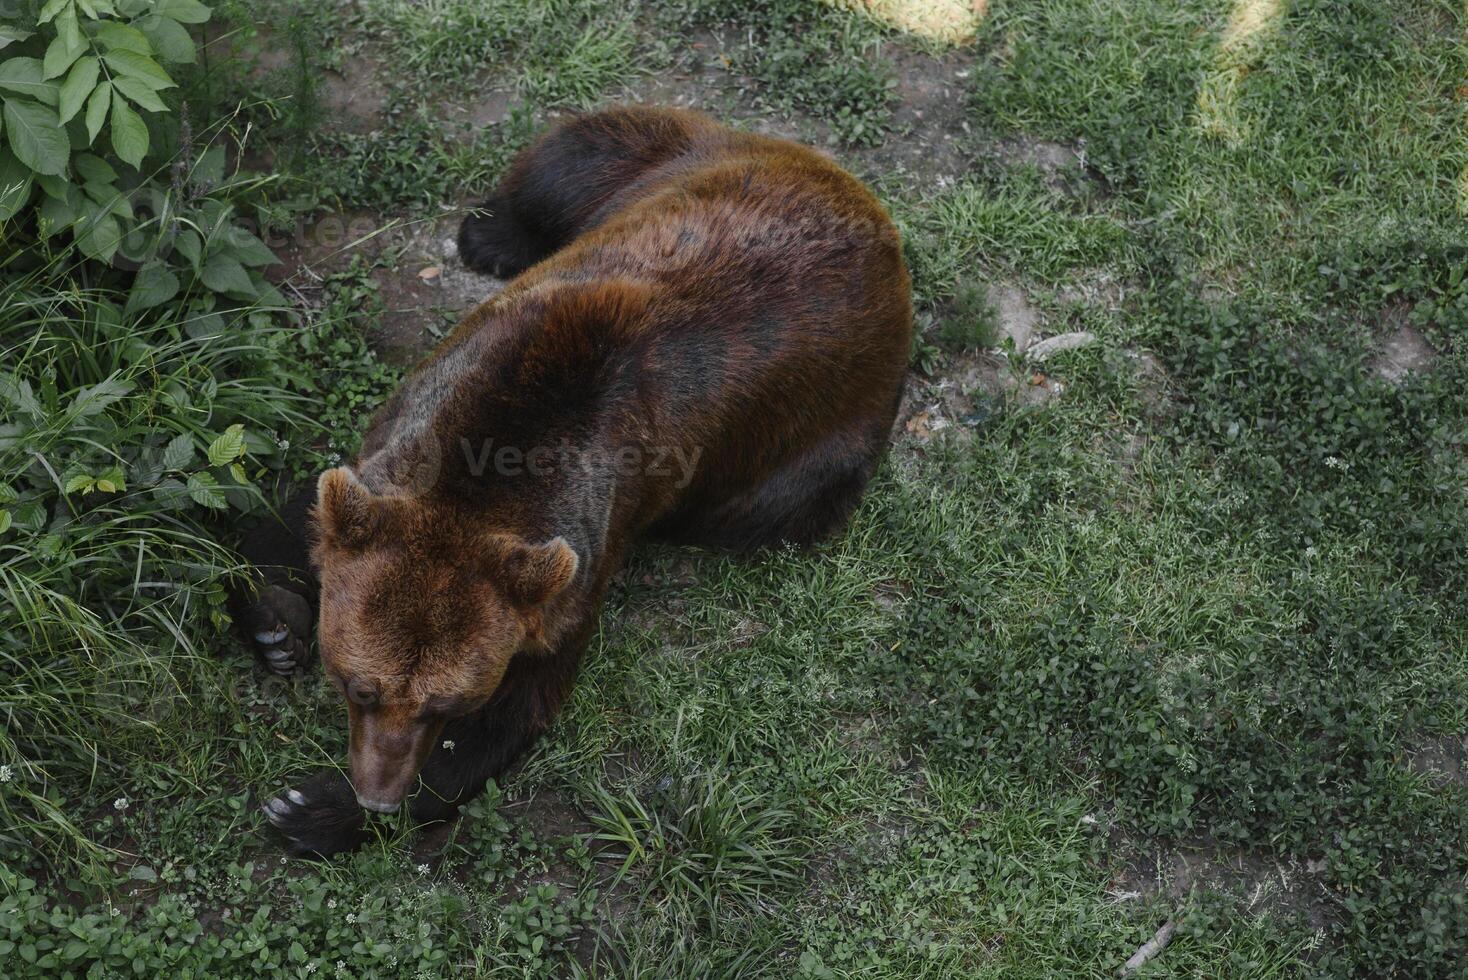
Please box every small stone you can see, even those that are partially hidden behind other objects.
[1371,322,1434,383]
[990,283,1039,353]
[417,266,442,282]
[1027,331,1098,362]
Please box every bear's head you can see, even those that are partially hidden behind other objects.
[310,467,579,813]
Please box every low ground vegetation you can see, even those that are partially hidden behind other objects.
[1,0,1464,976]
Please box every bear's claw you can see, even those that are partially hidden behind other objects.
[261,772,373,858]
[241,585,313,676]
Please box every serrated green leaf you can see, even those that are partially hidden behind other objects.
[111,76,168,113]
[152,0,211,24]
[173,227,202,269]
[36,172,68,198]
[126,261,179,312]
[162,433,194,471]
[229,462,248,485]
[55,5,83,50]
[64,474,94,495]
[42,34,84,81]
[187,472,227,509]
[0,148,33,221]
[0,511,11,534]
[3,98,69,175]
[12,500,45,531]
[199,253,253,295]
[97,465,126,492]
[72,376,132,415]
[73,151,116,183]
[84,81,109,143]
[101,50,174,90]
[75,209,122,261]
[132,14,196,64]
[38,192,76,236]
[57,56,98,123]
[0,28,36,53]
[96,22,152,55]
[221,225,279,267]
[81,178,118,204]
[191,144,224,186]
[0,59,60,105]
[109,94,147,168]
[38,0,70,26]
[0,373,42,417]
[184,311,224,341]
[206,424,246,466]
[0,482,16,504]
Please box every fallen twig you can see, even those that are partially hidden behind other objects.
[1119,918,1177,977]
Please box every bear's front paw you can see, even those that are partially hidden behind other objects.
[240,584,313,676]
[262,771,371,857]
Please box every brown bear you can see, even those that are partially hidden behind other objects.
[237,106,912,856]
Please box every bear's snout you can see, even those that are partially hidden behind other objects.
[347,707,441,814]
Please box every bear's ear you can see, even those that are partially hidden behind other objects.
[313,467,389,551]
[499,536,579,608]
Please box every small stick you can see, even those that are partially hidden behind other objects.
[1119,919,1177,977]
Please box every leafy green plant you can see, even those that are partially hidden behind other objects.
[291,256,400,472]
[0,0,208,253]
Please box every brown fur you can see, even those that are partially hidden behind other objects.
[256,107,911,851]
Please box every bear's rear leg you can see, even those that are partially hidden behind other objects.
[672,430,887,551]
[457,191,545,279]
[459,107,706,277]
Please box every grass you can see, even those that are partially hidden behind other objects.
[3,0,1466,977]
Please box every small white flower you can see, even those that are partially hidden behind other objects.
[306,963,318,975]
[1324,455,1349,470]
[109,906,121,917]
[441,740,455,751]
[1304,546,1318,559]
[345,913,357,924]
[326,898,337,909]
[0,765,12,783]
[415,863,429,875]
[336,963,347,976]
[113,796,129,812]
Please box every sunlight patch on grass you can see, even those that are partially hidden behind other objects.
[1197,0,1289,145]
[831,0,988,44]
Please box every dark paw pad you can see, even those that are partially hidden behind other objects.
[241,585,313,675]
[262,778,371,858]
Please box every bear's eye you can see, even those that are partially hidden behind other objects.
[346,678,379,707]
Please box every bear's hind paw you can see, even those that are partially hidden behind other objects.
[240,584,313,676]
